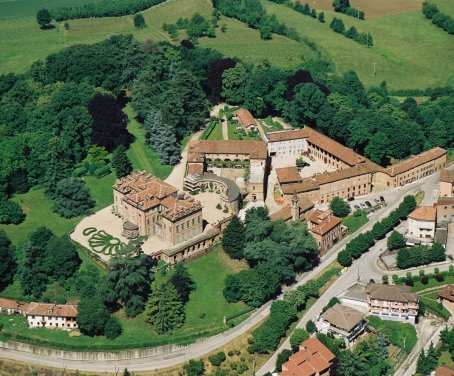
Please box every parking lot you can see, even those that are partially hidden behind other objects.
[349,196,386,213]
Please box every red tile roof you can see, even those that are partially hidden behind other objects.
[309,210,342,236]
[0,298,29,312]
[188,140,268,159]
[437,197,454,206]
[187,163,204,175]
[408,206,437,222]
[270,197,314,222]
[438,285,454,303]
[436,366,454,376]
[314,164,372,185]
[440,169,454,184]
[26,303,78,318]
[382,147,447,177]
[281,179,320,195]
[234,108,258,128]
[266,128,308,142]
[280,338,335,376]
[276,167,303,184]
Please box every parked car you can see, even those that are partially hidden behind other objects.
[374,198,381,204]
[354,204,360,210]
[360,203,367,209]
[365,201,372,207]
[347,196,355,202]
[380,196,385,203]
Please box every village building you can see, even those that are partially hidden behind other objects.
[407,206,437,242]
[186,140,269,202]
[266,128,309,157]
[366,283,419,324]
[113,171,203,246]
[0,298,29,315]
[26,302,78,330]
[436,196,454,224]
[280,338,336,376]
[233,108,259,132]
[270,193,314,222]
[437,285,454,314]
[308,209,347,254]
[436,366,454,376]
[317,303,367,345]
[440,169,454,197]
[374,147,447,189]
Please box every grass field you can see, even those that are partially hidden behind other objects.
[206,122,224,140]
[0,247,250,351]
[124,105,174,179]
[341,210,368,233]
[263,0,454,89]
[432,0,454,17]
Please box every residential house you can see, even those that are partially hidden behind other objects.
[0,298,29,315]
[440,169,454,197]
[436,196,454,224]
[317,303,366,345]
[280,338,336,376]
[365,283,419,324]
[308,209,347,254]
[113,171,203,246]
[26,302,78,330]
[407,206,437,242]
[438,285,454,314]
[233,108,259,132]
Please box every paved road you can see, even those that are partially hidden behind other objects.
[0,172,445,372]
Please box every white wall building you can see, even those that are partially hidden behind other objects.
[265,129,308,157]
[25,302,78,330]
[407,206,437,242]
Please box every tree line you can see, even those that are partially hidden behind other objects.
[330,17,373,46]
[397,243,446,269]
[423,2,454,35]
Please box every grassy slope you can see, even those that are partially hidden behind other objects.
[0,248,249,350]
[432,0,454,17]
[262,0,454,89]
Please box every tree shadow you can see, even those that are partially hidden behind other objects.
[40,24,56,30]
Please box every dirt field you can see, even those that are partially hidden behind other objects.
[303,0,422,19]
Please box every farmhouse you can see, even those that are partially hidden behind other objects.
[407,206,437,242]
[436,196,454,224]
[280,338,336,376]
[374,147,447,189]
[0,298,28,315]
[317,303,366,345]
[308,209,347,254]
[26,302,78,330]
[113,171,203,246]
[366,283,419,324]
[233,108,259,132]
[440,168,454,197]
[186,140,268,202]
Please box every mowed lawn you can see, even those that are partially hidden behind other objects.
[0,247,250,350]
[262,0,454,89]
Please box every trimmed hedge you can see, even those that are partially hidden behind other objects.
[93,165,111,178]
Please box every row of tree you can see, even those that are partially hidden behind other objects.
[222,209,319,307]
[333,0,365,19]
[423,2,454,35]
[164,13,217,42]
[337,195,417,266]
[269,0,326,24]
[330,17,373,46]
[397,243,446,269]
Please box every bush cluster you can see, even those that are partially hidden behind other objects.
[52,0,166,21]
[397,243,446,269]
[337,195,416,267]
[333,0,365,19]
[330,18,373,46]
[423,2,454,35]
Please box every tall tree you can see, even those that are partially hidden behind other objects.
[169,263,195,303]
[44,235,81,281]
[77,296,110,336]
[36,9,52,29]
[111,145,133,178]
[285,83,328,127]
[52,178,95,218]
[0,230,17,291]
[222,215,246,259]
[329,197,350,217]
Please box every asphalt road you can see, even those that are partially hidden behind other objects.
[0,171,446,372]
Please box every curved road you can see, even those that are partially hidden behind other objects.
[0,172,444,372]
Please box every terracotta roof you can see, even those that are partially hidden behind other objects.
[320,303,365,331]
[438,285,454,303]
[276,167,303,184]
[440,169,454,184]
[366,283,418,303]
[187,163,204,175]
[309,209,341,236]
[234,108,258,128]
[0,298,29,311]
[161,193,202,221]
[314,164,372,185]
[187,152,205,163]
[281,179,320,195]
[382,147,447,177]
[26,303,78,318]
[266,128,308,142]
[270,196,314,222]
[437,197,454,206]
[188,140,268,160]
[280,338,335,376]
[436,366,454,376]
[408,206,437,222]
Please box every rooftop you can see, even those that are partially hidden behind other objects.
[437,196,454,206]
[366,283,418,303]
[270,196,314,222]
[382,147,447,177]
[281,179,320,195]
[438,285,454,303]
[188,140,268,159]
[436,366,454,376]
[314,164,373,185]
[276,166,303,184]
[0,298,29,311]
[280,338,335,376]
[320,303,365,331]
[309,209,342,236]
[408,206,437,222]
[266,128,308,142]
[234,108,258,128]
[440,169,454,184]
[26,302,78,318]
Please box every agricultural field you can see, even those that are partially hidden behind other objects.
[432,0,454,17]
[263,0,454,89]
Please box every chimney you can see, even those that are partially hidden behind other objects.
[291,193,299,221]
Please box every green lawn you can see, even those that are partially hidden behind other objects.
[262,0,454,89]
[411,275,454,292]
[206,122,224,140]
[84,173,116,211]
[342,210,368,233]
[124,105,174,179]
[0,247,250,351]
[261,117,284,132]
[367,315,417,354]
[432,0,454,17]
[227,122,262,141]
[439,350,454,368]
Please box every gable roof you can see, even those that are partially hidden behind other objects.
[408,206,437,222]
[320,303,365,331]
[276,166,303,184]
[366,283,418,303]
[270,196,314,222]
[309,209,342,236]
[382,147,447,177]
[234,108,258,128]
[25,302,78,318]
[436,366,454,376]
[438,285,454,303]
[266,128,308,142]
[0,298,29,311]
[281,179,320,195]
[314,164,372,185]
[440,169,454,184]
[188,140,268,159]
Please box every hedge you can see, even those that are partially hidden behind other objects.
[93,165,111,178]
[419,297,451,320]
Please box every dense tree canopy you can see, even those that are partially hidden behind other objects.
[0,231,17,291]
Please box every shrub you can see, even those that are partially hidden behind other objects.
[405,278,414,287]
[0,200,25,224]
[93,165,111,178]
[209,352,226,367]
[306,319,317,334]
[421,276,429,285]
[436,274,444,282]
[134,13,146,28]
[72,166,87,177]
[104,316,122,339]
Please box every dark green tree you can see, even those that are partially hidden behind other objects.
[0,230,16,291]
[329,196,351,217]
[377,332,389,359]
[77,296,110,336]
[169,263,195,303]
[111,145,133,178]
[318,11,325,22]
[44,235,81,281]
[338,249,352,267]
[183,359,205,376]
[133,13,146,28]
[222,215,245,259]
[275,349,293,372]
[0,200,25,224]
[104,316,122,339]
[290,328,310,351]
[387,231,406,251]
[306,319,317,334]
[52,178,95,218]
[431,242,446,262]
[36,9,52,29]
